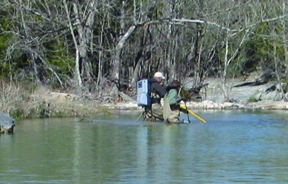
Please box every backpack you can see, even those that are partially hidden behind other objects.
[136,79,151,107]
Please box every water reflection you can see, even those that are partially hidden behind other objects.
[0,110,288,183]
[136,125,148,180]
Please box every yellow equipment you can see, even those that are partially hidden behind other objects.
[180,104,207,123]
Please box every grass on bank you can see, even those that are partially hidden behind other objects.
[0,81,115,119]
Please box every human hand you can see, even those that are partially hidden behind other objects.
[178,98,188,103]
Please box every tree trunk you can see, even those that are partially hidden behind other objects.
[63,0,97,87]
[111,25,137,85]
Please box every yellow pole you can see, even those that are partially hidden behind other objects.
[180,104,207,123]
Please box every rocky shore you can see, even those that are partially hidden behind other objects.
[102,99,288,111]
[1,76,287,119]
[102,77,288,111]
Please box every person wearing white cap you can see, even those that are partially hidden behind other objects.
[144,71,166,121]
[153,71,165,80]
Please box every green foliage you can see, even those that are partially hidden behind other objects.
[180,87,203,102]
[0,0,287,92]
[284,76,288,93]
[45,40,74,73]
[95,107,112,115]
[216,20,287,79]
[240,22,285,73]
[0,32,11,49]
[9,108,25,119]
[248,95,258,103]
[27,83,38,94]
[180,88,191,101]
[0,32,13,74]
[155,2,164,19]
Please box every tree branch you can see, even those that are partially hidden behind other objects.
[115,25,137,50]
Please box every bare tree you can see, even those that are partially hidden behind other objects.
[1,0,288,99]
[63,0,98,87]
[3,0,65,85]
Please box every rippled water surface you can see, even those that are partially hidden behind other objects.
[1,110,288,183]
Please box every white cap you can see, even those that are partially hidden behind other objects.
[154,72,165,79]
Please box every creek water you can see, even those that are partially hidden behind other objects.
[0,110,288,183]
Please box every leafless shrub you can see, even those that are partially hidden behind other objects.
[0,81,23,113]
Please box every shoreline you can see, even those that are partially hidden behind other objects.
[2,94,287,120]
[1,76,287,119]
[102,100,288,111]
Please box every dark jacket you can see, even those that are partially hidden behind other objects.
[150,78,166,98]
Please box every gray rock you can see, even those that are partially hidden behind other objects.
[0,113,16,134]
[261,91,283,101]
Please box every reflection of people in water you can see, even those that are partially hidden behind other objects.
[136,124,181,178]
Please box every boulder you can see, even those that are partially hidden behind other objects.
[252,83,286,102]
[0,112,15,134]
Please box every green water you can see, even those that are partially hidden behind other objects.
[1,110,288,183]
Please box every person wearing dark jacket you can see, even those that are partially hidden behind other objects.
[145,72,166,121]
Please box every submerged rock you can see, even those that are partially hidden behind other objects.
[0,112,16,134]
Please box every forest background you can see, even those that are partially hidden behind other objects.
[0,0,287,118]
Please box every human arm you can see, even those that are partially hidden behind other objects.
[166,89,184,104]
[151,82,166,97]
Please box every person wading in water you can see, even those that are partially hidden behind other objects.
[163,80,187,124]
